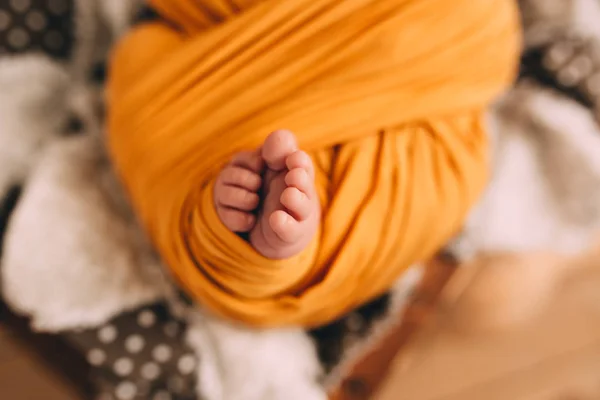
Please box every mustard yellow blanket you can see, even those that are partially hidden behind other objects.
[107,0,521,327]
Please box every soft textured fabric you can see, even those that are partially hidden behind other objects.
[0,0,74,59]
[107,0,521,327]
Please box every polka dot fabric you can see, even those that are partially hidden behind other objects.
[0,0,73,59]
[66,303,199,400]
[520,30,600,119]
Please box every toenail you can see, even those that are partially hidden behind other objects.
[272,211,289,227]
[281,213,291,225]
[268,129,296,146]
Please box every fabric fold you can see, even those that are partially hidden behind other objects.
[108,0,521,327]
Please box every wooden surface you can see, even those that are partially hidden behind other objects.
[374,265,600,400]
[332,258,457,400]
[0,324,80,399]
[0,303,88,400]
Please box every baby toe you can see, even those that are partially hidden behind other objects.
[218,186,260,211]
[280,187,312,221]
[262,130,298,171]
[286,150,314,178]
[217,208,256,232]
[269,210,302,243]
[284,168,312,195]
[231,150,265,174]
[220,166,262,192]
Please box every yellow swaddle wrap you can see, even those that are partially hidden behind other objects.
[107,0,521,327]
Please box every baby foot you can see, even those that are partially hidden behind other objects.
[250,130,320,259]
[214,130,319,259]
[214,150,265,232]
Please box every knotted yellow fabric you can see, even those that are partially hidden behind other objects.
[107,0,521,327]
